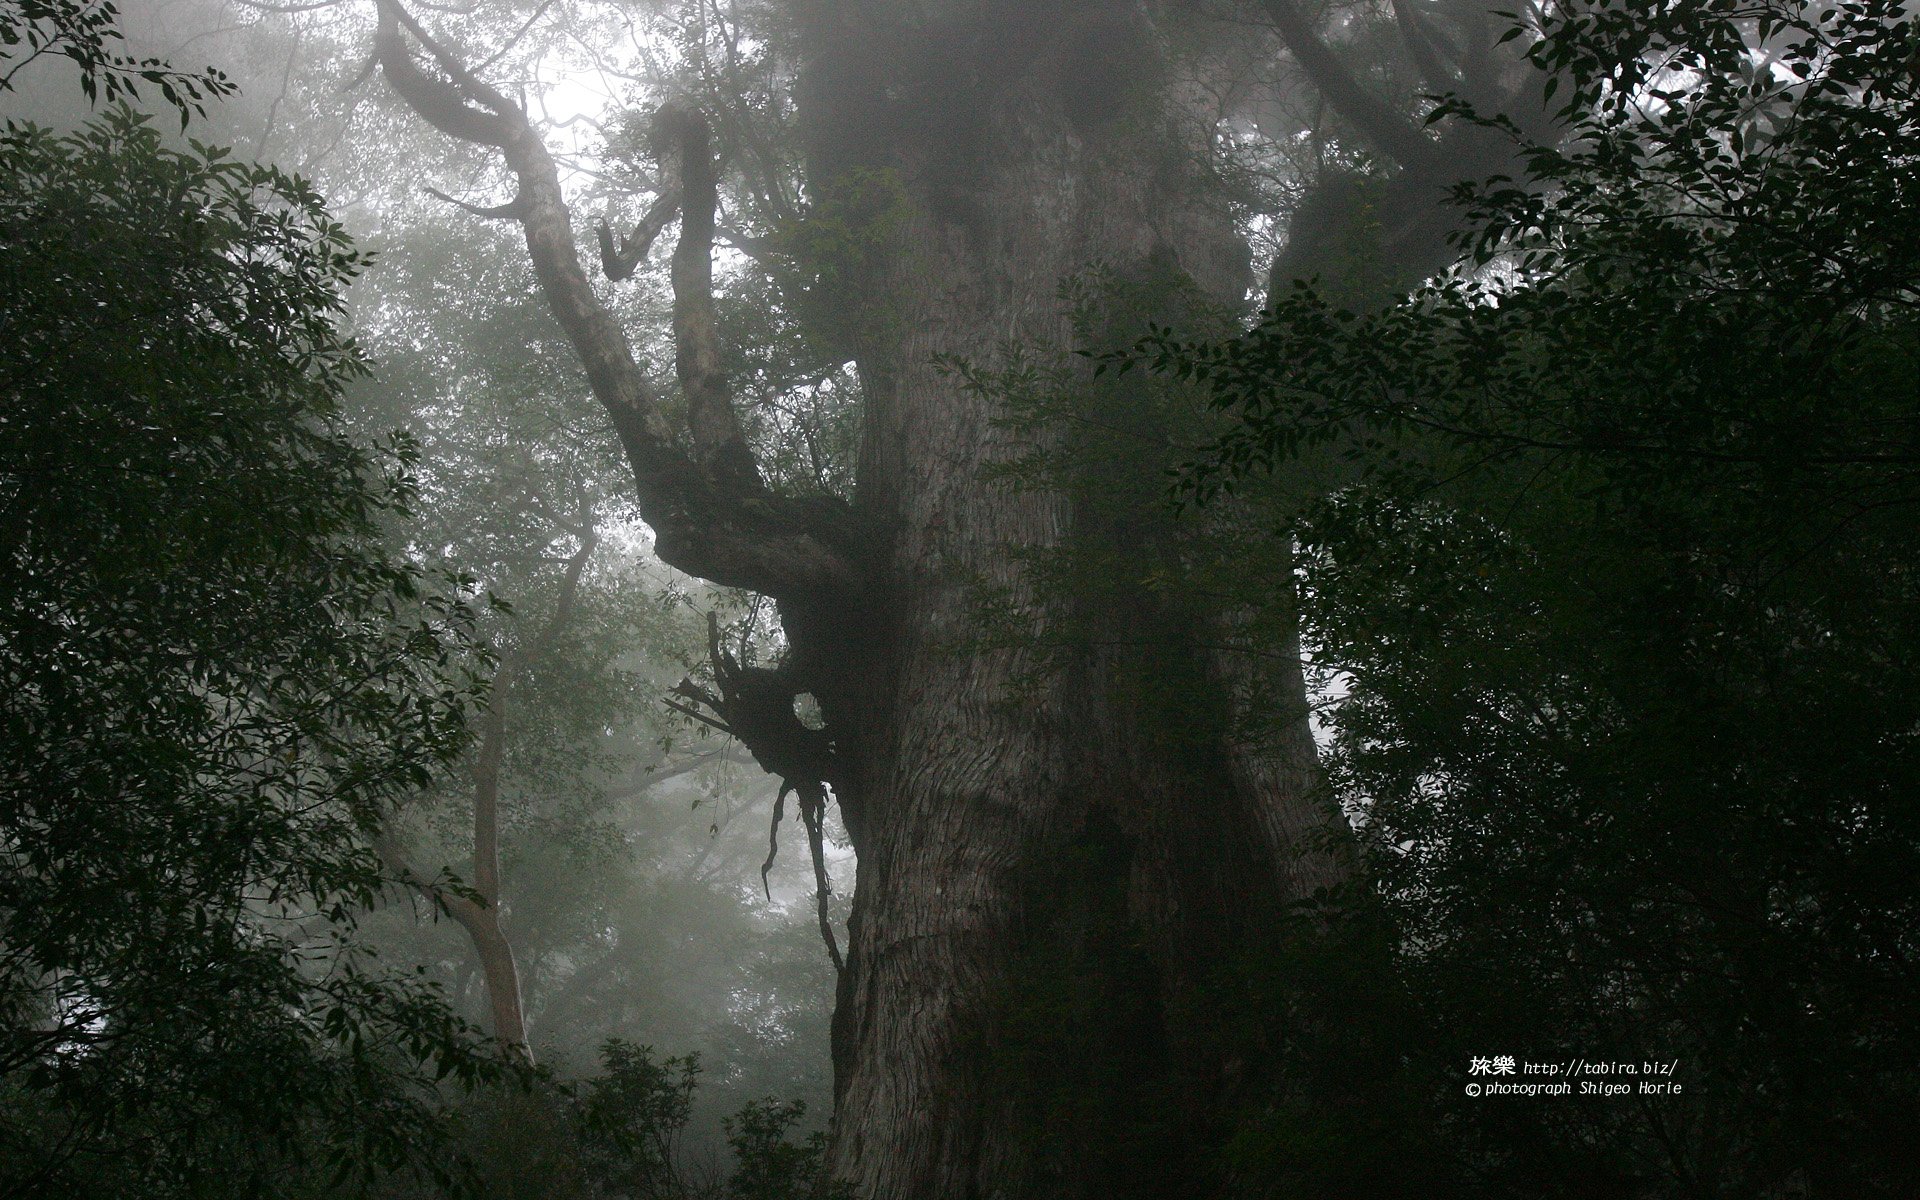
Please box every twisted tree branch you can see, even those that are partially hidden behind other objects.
[371,0,866,603]
[425,184,527,220]
[669,613,844,971]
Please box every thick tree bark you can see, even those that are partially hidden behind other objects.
[368,0,1538,1193]
[790,6,1348,1195]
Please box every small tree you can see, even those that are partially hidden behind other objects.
[0,24,504,1196]
[571,1040,701,1199]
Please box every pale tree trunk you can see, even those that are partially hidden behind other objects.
[381,532,598,1064]
[450,688,535,1061]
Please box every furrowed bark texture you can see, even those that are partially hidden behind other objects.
[368,0,1531,1192]
[794,5,1346,1195]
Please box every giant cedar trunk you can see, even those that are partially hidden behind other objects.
[368,0,1541,1170]
[790,6,1346,1195]
[368,2,1386,1192]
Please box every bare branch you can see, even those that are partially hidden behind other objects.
[800,781,844,973]
[1261,0,1437,169]
[424,184,528,219]
[596,188,680,281]
[474,0,558,76]
[600,746,746,801]
[761,783,787,898]
[761,778,844,972]
[664,694,738,736]
[658,101,756,482]
[233,0,348,12]
[1394,2,1462,96]
[373,2,513,146]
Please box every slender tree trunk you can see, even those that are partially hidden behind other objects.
[453,688,534,1061]
[379,674,536,1063]
[378,535,599,1065]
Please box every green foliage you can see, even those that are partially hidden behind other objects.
[392,1045,839,1200]
[1144,2,1920,1195]
[577,1040,702,1199]
[952,259,1300,761]
[772,168,913,284]
[0,72,505,1200]
[322,62,841,1165]
[765,167,914,354]
[1209,896,1454,1200]
[0,0,232,119]
[566,1043,842,1200]
[428,1077,597,1200]
[723,1098,845,1200]
[715,269,863,500]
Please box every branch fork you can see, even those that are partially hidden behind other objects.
[372,0,867,606]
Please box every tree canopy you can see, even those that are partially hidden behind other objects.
[6,0,1920,1196]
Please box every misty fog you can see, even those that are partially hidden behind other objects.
[5,2,1917,1198]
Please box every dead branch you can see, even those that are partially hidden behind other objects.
[1260,0,1437,170]
[425,184,528,220]
[1394,2,1462,97]
[596,187,680,281]
[798,780,844,973]
[667,612,844,971]
[657,100,756,484]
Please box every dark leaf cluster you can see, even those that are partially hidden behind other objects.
[0,0,233,123]
[1143,3,1920,1195]
[0,99,505,1200]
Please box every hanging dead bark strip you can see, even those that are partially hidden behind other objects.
[669,613,843,972]
[762,783,788,899]
[798,780,844,973]
[755,780,843,971]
